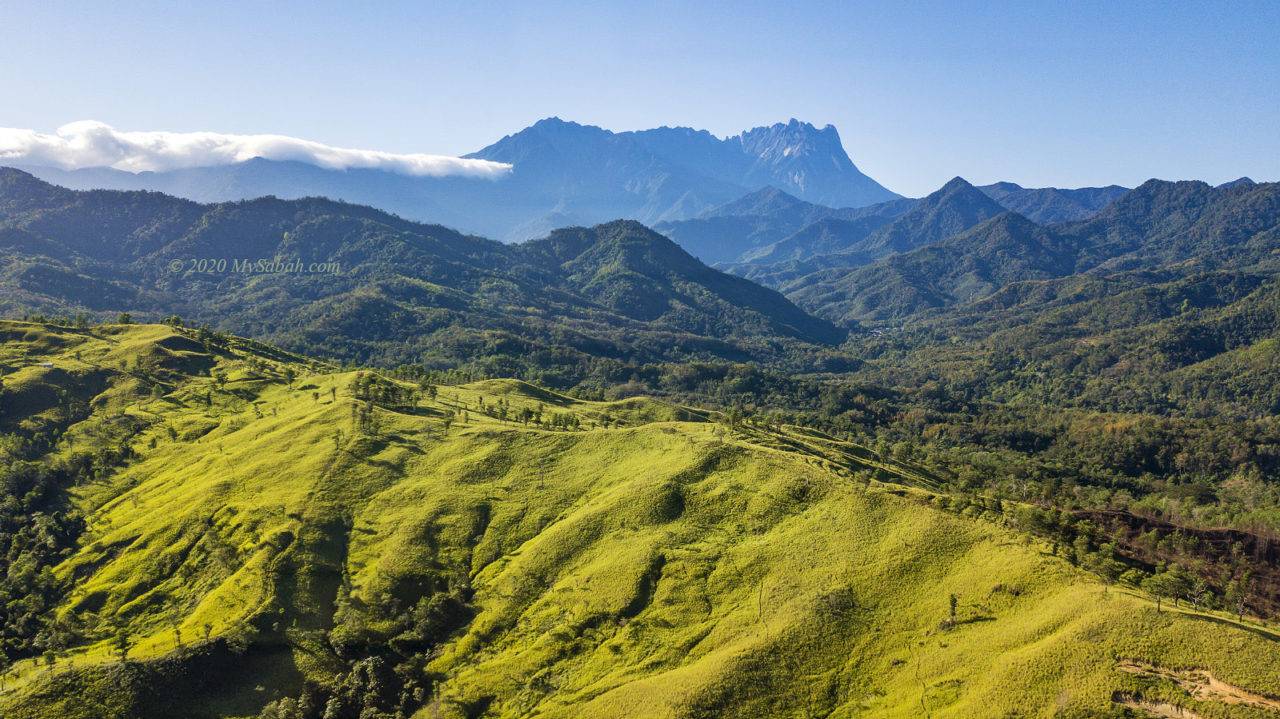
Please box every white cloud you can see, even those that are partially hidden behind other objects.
[0,121,511,179]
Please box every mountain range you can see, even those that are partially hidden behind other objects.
[4,126,1280,719]
[5,118,1142,277]
[4,166,1276,376]
[668,178,1128,269]
[782,177,1280,324]
[8,118,899,242]
[0,167,841,376]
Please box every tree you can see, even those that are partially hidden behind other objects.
[114,627,132,660]
[117,312,133,325]
[1142,567,1189,612]
[1190,578,1211,612]
[1141,574,1168,612]
[1164,564,1193,607]
[1095,555,1125,592]
[1226,575,1252,621]
[258,697,302,719]
[948,593,958,625]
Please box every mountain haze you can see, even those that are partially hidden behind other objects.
[652,188,913,265]
[977,181,1129,224]
[8,118,899,242]
[786,178,1280,323]
[730,177,1009,289]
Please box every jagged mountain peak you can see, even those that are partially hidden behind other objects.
[740,117,839,140]
[737,119,847,165]
[15,118,901,243]
[467,118,627,162]
[524,116,591,133]
[727,120,899,207]
[638,124,722,140]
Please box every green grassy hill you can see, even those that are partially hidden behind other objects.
[1,321,1278,718]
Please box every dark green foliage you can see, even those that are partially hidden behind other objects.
[977,181,1128,224]
[735,176,1012,290]
[4,168,1280,646]
[0,170,842,374]
[6,641,304,719]
[0,448,101,662]
[785,178,1280,323]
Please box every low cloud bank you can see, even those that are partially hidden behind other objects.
[0,121,511,179]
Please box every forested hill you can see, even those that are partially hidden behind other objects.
[724,176,1015,289]
[785,178,1280,323]
[0,168,843,376]
[977,181,1129,224]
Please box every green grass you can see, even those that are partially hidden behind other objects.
[2,321,1279,718]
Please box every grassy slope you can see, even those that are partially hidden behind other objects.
[1,322,1278,718]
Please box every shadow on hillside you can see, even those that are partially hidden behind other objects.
[1181,609,1280,643]
[342,436,410,475]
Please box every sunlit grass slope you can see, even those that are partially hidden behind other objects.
[1,321,1278,718]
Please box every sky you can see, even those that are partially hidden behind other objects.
[1,0,1277,197]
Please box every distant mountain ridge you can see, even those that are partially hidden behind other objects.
[9,118,898,242]
[652,187,914,265]
[843,177,1010,259]
[725,177,1013,287]
[977,181,1130,224]
[657,178,1131,270]
[626,119,899,208]
[783,178,1280,323]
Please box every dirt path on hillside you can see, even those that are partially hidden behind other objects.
[1118,659,1280,713]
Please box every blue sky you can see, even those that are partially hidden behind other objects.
[2,0,1277,196]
